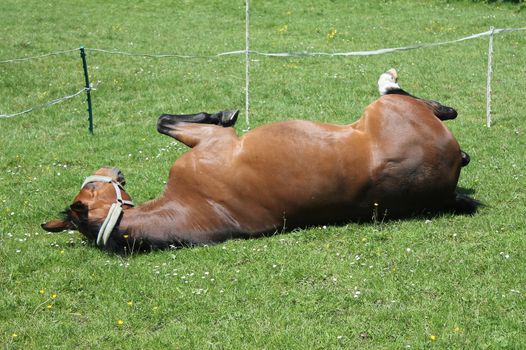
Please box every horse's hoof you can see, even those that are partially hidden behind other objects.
[220,110,239,127]
[378,69,401,95]
[461,150,470,167]
[157,114,177,135]
[387,68,398,81]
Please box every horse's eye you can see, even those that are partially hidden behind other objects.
[70,201,88,213]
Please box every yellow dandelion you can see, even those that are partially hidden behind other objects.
[327,28,337,40]
[361,237,367,242]
[277,24,288,33]
[127,300,133,306]
[51,294,57,299]
[38,289,45,295]
[12,333,18,338]
[59,250,64,255]
[47,304,53,309]
[117,319,124,326]
[123,235,129,239]
[430,335,437,341]
[453,326,461,333]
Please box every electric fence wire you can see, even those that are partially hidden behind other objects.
[0,48,79,64]
[85,48,246,59]
[0,27,524,120]
[0,81,100,118]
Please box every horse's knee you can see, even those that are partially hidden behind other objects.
[157,116,197,146]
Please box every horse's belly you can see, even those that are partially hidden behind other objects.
[228,122,372,225]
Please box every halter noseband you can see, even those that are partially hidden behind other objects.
[81,175,134,247]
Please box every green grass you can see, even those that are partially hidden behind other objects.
[1,0,525,348]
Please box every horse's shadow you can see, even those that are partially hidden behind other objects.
[351,187,482,226]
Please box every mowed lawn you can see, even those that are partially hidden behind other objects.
[1,0,525,348]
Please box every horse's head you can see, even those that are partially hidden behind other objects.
[41,167,134,242]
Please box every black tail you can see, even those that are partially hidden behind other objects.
[451,193,482,215]
[385,89,457,121]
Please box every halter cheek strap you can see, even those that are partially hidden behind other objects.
[96,203,122,246]
[81,175,134,247]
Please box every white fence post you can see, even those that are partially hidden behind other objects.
[486,26,495,128]
[245,0,251,130]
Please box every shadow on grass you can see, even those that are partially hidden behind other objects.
[88,188,484,255]
[318,188,483,232]
[456,186,476,196]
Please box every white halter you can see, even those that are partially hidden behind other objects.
[81,175,134,247]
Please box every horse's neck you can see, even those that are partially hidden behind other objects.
[117,196,226,247]
[118,198,184,242]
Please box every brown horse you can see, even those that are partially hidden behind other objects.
[42,69,476,252]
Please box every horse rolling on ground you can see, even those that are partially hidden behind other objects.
[42,69,478,252]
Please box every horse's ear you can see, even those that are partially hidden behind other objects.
[115,169,126,187]
[100,166,126,187]
[41,219,75,232]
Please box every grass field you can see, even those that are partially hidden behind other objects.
[1,0,525,348]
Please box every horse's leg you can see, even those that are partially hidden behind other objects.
[378,69,457,120]
[157,117,237,148]
[159,110,239,127]
[378,69,470,168]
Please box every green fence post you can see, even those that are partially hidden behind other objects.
[79,46,94,134]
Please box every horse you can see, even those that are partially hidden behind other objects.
[42,69,476,252]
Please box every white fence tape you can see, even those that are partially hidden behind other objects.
[85,48,246,59]
[2,28,522,63]
[0,27,524,122]
[250,27,525,57]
